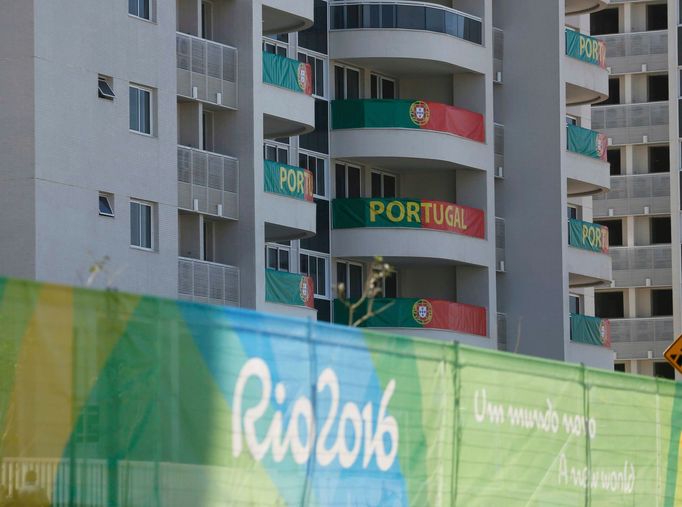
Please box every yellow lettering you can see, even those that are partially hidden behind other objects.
[433,203,444,225]
[287,170,296,193]
[279,167,287,189]
[296,171,305,194]
[592,40,599,60]
[579,37,587,56]
[386,201,405,223]
[445,206,454,227]
[460,208,468,230]
[422,202,433,223]
[369,201,385,223]
[406,201,421,223]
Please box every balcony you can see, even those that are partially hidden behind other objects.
[610,245,672,288]
[262,52,315,138]
[494,123,504,176]
[609,317,674,360]
[564,29,609,106]
[263,159,317,241]
[331,198,487,266]
[262,0,314,35]
[333,298,487,340]
[495,217,505,271]
[593,173,670,218]
[178,257,240,307]
[596,30,667,75]
[177,146,239,220]
[570,313,611,347]
[329,2,485,75]
[176,33,237,110]
[567,219,612,287]
[493,28,503,83]
[565,0,610,15]
[565,124,610,196]
[591,102,669,146]
[331,99,487,171]
[264,270,316,318]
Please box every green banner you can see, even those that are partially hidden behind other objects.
[569,218,609,253]
[264,160,313,201]
[567,123,608,161]
[265,269,314,308]
[262,52,313,95]
[565,28,607,68]
[571,313,611,347]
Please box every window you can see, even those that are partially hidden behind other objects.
[596,220,623,246]
[374,267,397,298]
[565,115,578,126]
[654,362,675,379]
[74,405,100,444]
[334,65,360,100]
[647,4,668,31]
[129,85,152,135]
[337,261,363,300]
[264,142,288,164]
[569,294,581,315]
[299,152,328,198]
[648,74,669,102]
[607,148,622,175]
[567,206,579,220]
[98,76,115,100]
[129,0,150,20]
[598,78,620,105]
[614,363,626,372]
[301,200,330,253]
[370,74,396,99]
[130,200,153,250]
[298,51,326,98]
[652,289,673,316]
[651,216,672,244]
[263,38,288,57]
[300,252,329,297]
[371,171,397,198]
[266,243,290,271]
[298,0,329,54]
[649,145,670,173]
[590,8,619,35]
[203,111,214,152]
[201,1,213,39]
[99,193,114,217]
[595,291,624,318]
[335,163,361,198]
[203,221,215,262]
[300,99,329,154]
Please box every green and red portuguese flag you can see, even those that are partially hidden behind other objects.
[334,298,487,336]
[264,160,314,202]
[332,99,485,142]
[333,198,485,239]
[265,269,314,308]
[571,313,611,347]
[567,123,608,161]
[262,52,313,95]
[569,218,609,253]
[565,28,606,68]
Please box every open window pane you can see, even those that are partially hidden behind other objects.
[99,195,114,216]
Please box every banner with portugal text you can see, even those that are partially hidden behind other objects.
[1,277,682,506]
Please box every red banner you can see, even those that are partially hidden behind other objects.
[419,200,485,238]
[409,100,485,142]
[423,299,487,336]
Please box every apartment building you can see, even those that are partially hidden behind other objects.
[0,0,620,368]
[590,0,681,378]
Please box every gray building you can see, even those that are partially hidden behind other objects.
[2,0,654,370]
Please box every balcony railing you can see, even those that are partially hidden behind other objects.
[333,298,487,336]
[497,312,507,351]
[494,123,504,174]
[596,30,667,74]
[566,124,607,161]
[593,173,670,217]
[178,257,240,307]
[570,313,611,347]
[329,1,483,45]
[610,245,672,288]
[591,102,669,145]
[609,317,674,360]
[495,217,505,270]
[565,28,606,68]
[265,269,315,308]
[568,218,609,253]
[264,160,314,201]
[332,99,485,142]
[332,198,485,239]
[493,28,503,82]
[177,146,239,219]
[176,32,237,109]
[262,52,313,95]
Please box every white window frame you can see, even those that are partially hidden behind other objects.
[201,0,214,40]
[565,115,579,126]
[99,192,114,217]
[370,72,396,99]
[300,250,330,299]
[299,149,329,199]
[569,294,582,315]
[129,84,153,136]
[264,140,289,164]
[298,49,328,99]
[335,162,362,198]
[334,64,361,100]
[262,38,288,57]
[128,0,152,21]
[370,169,398,198]
[265,243,291,272]
[567,205,581,221]
[130,199,154,251]
[336,260,364,299]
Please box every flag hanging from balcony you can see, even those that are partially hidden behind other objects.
[565,29,607,68]
[262,52,313,95]
[568,219,609,253]
[567,124,608,161]
[265,269,314,308]
[332,198,485,239]
[332,99,485,142]
[571,314,611,347]
[264,160,314,201]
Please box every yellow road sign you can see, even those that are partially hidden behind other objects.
[663,335,682,375]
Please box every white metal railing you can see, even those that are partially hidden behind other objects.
[494,123,504,174]
[497,312,507,351]
[493,28,503,82]
[177,146,239,219]
[495,217,505,270]
[593,173,670,217]
[178,257,240,307]
[610,245,672,288]
[591,102,668,145]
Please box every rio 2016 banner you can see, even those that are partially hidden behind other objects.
[262,52,313,95]
[332,99,485,142]
[332,198,485,239]
[567,123,608,161]
[265,269,314,308]
[569,218,609,253]
[333,298,487,337]
[2,277,682,506]
[264,159,314,202]
[565,28,606,68]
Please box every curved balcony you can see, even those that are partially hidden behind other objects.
[565,124,610,196]
[264,269,317,320]
[262,0,314,35]
[564,29,609,106]
[565,0,609,15]
[332,198,487,267]
[331,99,487,171]
[263,160,317,241]
[567,219,612,288]
[262,53,315,138]
[333,298,488,343]
[329,1,485,75]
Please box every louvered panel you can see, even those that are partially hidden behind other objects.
[191,39,206,74]
[191,73,207,101]
[610,249,628,270]
[493,29,503,60]
[178,182,192,210]
[630,175,651,198]
[494,125,504,155]
[177,69,191,98]
[225,268,240,304]
[192,152,208,186]
[224,158,238,192]
[209,265,225,300]
[207,77,222,103]
[193,185,208,212]
[208,189,223,214]
[193,263,209,298]
[178,260,193,295]
[177,148,192,183]
[206,43,222,79]
[652,174,670,197]
[654,247,672,268]
[650,104,668,125]
[207,155,223,189]
[176,35,190,70]
[223,47,237,82]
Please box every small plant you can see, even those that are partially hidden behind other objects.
[336,257,395,327]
